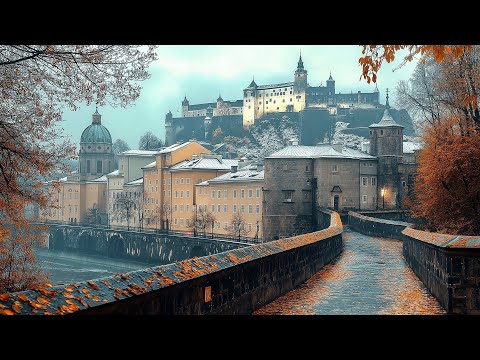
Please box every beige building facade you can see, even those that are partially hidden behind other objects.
[263,142,377,241]
[195,165,264,239]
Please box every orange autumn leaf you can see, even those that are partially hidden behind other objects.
[63,292,75,299]
[92,295,100,302]
[28,300,43,309]
[87,281,99,290]
[17,294,29,302]
[0,309,15,315]
[81,288,89,294]
[0,294,9,301]
[37,297,50,306]
[12,302,22,314]
[65,285,74,292]
[120,274,129,280]
[38,288,56,297]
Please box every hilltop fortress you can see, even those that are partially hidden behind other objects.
[165,54,410,147]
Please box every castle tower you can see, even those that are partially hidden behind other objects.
[206,105,214,118]
[204,115,212,141]
[165,110,175,146]
[326,72,335,105]
[242,77,258,128]
[293,52,308,112]
[368,90,404,209]
[216,94,224,111]
[79,107,114,181]
[181,95,189,117]
[374,83,380,105]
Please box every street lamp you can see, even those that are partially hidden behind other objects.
[211,219,215,239]
[255,220,259,242]
[381,187,385,209]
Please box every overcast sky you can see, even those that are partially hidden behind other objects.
[60,45,417,149]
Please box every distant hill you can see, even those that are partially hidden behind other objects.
[171,106,415,161]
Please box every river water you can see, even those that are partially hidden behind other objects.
[35,248,156,285]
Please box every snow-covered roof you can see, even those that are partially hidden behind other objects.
[142,161,157,169]
[106,169,121,177]
[121,150,159,156]
[158,141,192,154]
[125,177,143,186]
[256,82,294,90]
[89,175,107,182]
[171,155,238,171]
[267,143,376,160]
[203,170,264,184]
[369,108,403,128]
[403,141,422,154]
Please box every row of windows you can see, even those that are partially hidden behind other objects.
[201,188,261,199]
[174,190,190,198]
[361,177,377,187]
[112,191,141,199]
[172,218,255,232]
[361,162,374,167]
[193,203,261,214]
[174,178,191,185]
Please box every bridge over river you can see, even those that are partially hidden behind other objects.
[5,210,479,315]
[254,227,445,315]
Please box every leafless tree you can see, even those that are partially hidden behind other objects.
[228,213,250,240]
[189,206,216,237]
[139,131,163,150]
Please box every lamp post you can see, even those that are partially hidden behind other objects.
[255,220,259,242]
[211,219,214,239]
[381,187,385,209]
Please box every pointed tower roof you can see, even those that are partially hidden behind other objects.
[92,106,101,124]
[217,94,223,102]
[327,71,334,81]
[182,95,189,106]
[248,76,258,88]
[369,89,403,128]
[297,50,304,70]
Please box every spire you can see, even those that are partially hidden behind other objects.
[297,50,304,70]
[217,93,223,102]
[92,107,101,124]
[328,71,334,81]
[182,95,189,106]
[374,83,379,92]
[385,88,390,108]
[249,76,257,88]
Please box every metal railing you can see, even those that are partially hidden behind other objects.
[41,220,264,245]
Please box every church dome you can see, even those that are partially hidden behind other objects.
[80,108,112,144]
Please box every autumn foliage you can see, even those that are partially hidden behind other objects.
[0,45,157,293]
[408,117,480,234]
[359,45,473,83]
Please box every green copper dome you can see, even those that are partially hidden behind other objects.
[80,108,112,144]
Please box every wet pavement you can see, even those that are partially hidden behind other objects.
[254,228,446,315]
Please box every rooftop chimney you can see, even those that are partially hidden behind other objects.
[288,139,299,146]
[231,165,238,173]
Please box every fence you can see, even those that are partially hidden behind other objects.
[41,220,263,245]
